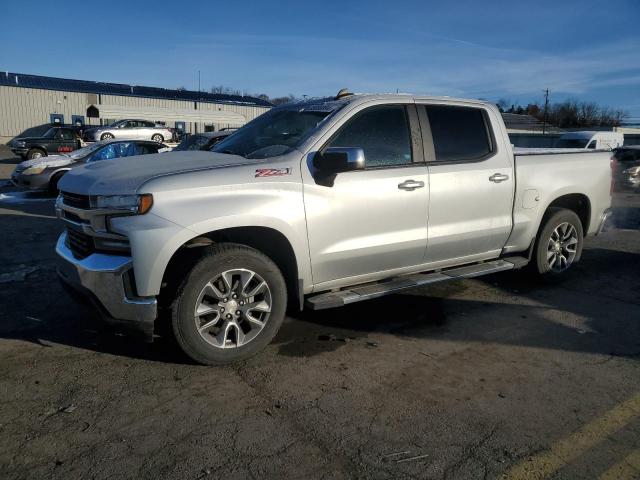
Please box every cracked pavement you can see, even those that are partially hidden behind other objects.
[0,147,639,479]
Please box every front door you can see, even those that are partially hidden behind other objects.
[303,104,429,288]
[418,104,514,266]
[54,129,76,154]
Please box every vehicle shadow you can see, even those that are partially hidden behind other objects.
[275,245,640,360]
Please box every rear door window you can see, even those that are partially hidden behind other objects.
[425,105,493,162]
[326,105,413,168]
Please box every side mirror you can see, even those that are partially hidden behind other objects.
[312,147,365,187]
[313,147,365,174]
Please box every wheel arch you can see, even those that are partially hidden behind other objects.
[159,226,304,311]
[544,193,591,234]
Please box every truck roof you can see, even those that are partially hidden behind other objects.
[283,92,496,112]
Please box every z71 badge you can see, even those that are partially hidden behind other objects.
[255,168,292,177]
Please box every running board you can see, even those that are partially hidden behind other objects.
[305,258,524,310]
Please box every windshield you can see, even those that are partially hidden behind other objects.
[108,120,125,127]
[212,106,338,159]
[42,128,58,138]
[554,138,589,148]
[67,142,105,159]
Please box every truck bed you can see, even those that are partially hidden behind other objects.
[504,148,612,253]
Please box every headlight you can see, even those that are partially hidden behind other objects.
[22,165,46,175]
[93,194,153,214]
[623,166,640,177]
[14,141,26,147]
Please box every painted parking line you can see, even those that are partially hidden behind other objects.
[504,392,640,479]
[599,448,640,480]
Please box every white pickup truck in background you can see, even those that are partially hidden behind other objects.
[54,92,613,365]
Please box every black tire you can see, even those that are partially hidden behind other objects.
[171,243,287,365]
[100,133,114,141]
[48,171,66,195]
[151,134,164,143]
[27,148,46,160]
[532,208,584,276]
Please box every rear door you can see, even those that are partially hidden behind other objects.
[303,104,430,287]
[139,121,155,140]
[418,103,514,266]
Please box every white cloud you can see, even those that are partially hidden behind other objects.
[171,32,640,111]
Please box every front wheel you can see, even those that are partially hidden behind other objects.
[532,208,584,275]
[171,243,287,365]
[27,148,45,160]
[100,133,114,141]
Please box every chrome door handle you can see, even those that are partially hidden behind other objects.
[489,173,509,183]
[398,180,425,191]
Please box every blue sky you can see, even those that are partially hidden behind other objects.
[1,0,639,119]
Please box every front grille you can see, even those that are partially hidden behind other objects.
[61,191,91,209]
[65,228,95,259]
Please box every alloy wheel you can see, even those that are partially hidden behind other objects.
[193,269,272,349]
[547,222,578,272]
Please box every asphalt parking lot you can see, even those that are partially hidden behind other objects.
[0,145,639,480]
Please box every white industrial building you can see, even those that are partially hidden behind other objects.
[0,72,272,143]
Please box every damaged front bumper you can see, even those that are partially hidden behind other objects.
[56,232,157,339]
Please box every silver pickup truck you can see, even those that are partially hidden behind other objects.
[55,92,612,365]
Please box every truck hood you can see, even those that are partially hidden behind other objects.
[58,151,263,195]
[12,136,46,144]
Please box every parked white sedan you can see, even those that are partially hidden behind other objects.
[82,119,175,143]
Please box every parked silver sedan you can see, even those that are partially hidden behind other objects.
[83,119,175,143]
[11,139,169,193]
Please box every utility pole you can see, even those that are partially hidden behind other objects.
[542,88,549,134]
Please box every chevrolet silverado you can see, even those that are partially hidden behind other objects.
[55,92,613,365]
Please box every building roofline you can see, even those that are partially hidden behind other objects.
[0,71,273,108]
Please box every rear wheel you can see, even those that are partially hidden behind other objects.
[27,148,45,160]
[152,134,164,143]
[532,208,584,275]
[171,243,287,365]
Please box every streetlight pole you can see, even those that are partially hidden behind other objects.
[542,88,549,135]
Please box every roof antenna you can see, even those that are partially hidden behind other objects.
[336,88,353,100]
